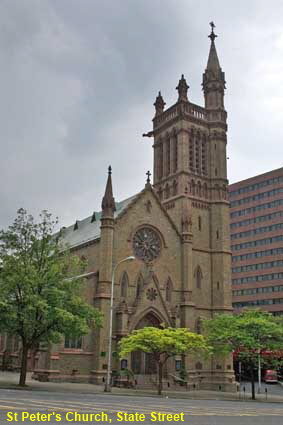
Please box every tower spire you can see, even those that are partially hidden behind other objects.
[206,21,221,70]
[101,166,116,218]
[202,22,226,110]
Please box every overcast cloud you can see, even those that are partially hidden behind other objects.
[1,0,283,229]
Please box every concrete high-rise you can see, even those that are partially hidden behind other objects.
[229,168,283,315]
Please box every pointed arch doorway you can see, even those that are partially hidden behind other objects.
[131,312,162,375]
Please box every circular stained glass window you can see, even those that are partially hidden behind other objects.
[133,227,161,262]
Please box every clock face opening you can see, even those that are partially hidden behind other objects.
[132,227,161,263]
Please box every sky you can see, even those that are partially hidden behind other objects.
[1,0,283,229]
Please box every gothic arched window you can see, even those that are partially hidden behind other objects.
[201,139,207,174]
[136,274,144,298]
[222,184,227,200]
[197,181,202,197]
[215,184,220,198]
[192,180,196,196]
[172,180,178,196]
[195,317,202,334]
[195,266,203,289]
[173,135,178,172]
[198,216,202,231]
[166,138,170,175]
[120,271,129,298]
[195,139,200,172]
[80,255,87,272]
[189,138,194,170]
[165,278,173,302]
[159,143,163,179]
[165,183,170,199]
[203,183,208,199]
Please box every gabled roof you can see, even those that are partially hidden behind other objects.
[59,194,137,249]
[59,183,180,250]
[116,184,181,238]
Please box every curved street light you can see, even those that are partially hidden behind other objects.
[104,256,135,392]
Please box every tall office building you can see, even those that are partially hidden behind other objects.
[229,168,283,315]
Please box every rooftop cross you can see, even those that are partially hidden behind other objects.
[208,21,217,42]
[146,170,151,184]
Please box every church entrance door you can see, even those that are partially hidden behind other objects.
[130,312,162,381]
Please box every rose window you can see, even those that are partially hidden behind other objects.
[132,227,161,262]
[146,288,158,301]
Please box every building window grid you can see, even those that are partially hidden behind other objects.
[231,223,283,240]
[232,272,283,285]
[230,211,283,229]
[231,199,283,218]
[232,259,283,273]
[233,285,283,297]
[233,298,283,308]
[230,188,283,208]
[231,235,283,251]
[232,247,283,262]
[229,176,283,198]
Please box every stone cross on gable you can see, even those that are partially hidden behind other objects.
[146,170,151,184]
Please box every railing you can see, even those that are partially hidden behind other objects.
[184,103,206,120]
[154,102,206,128]
[154,104,179,127]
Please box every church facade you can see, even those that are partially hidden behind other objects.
[2,27,235,390]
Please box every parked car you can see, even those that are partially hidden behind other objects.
[263,370,278,383]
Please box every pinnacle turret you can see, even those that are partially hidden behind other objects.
[101,166,116,218]
[154,91,166,116]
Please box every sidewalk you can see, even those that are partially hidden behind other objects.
[1,372,283,403]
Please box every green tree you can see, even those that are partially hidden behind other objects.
[119,326,211,395]
[203,310,283,399]
[0,209,102,386]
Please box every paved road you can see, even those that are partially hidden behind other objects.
[0,390,283,424]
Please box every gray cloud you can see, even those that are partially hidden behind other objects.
[1,0,283,229]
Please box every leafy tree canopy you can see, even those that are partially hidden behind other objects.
[0,208,102,385]
[119,326,210,359]
[203,309,283,356]
[203,310,283,399]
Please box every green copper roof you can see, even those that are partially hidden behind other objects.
[59,194,137,249]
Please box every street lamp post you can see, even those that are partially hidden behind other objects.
[104,256,135,392]
[258,349,261,394]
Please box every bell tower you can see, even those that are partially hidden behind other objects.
[150,23,228,223]
[145,23,234,390]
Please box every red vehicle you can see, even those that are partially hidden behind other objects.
[263,370,278,383]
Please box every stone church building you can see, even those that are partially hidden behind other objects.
[2,27,235,390]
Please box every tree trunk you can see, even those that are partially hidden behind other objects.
[250,366,255,400]
[157,361,163,395]
[19,343,29,386]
